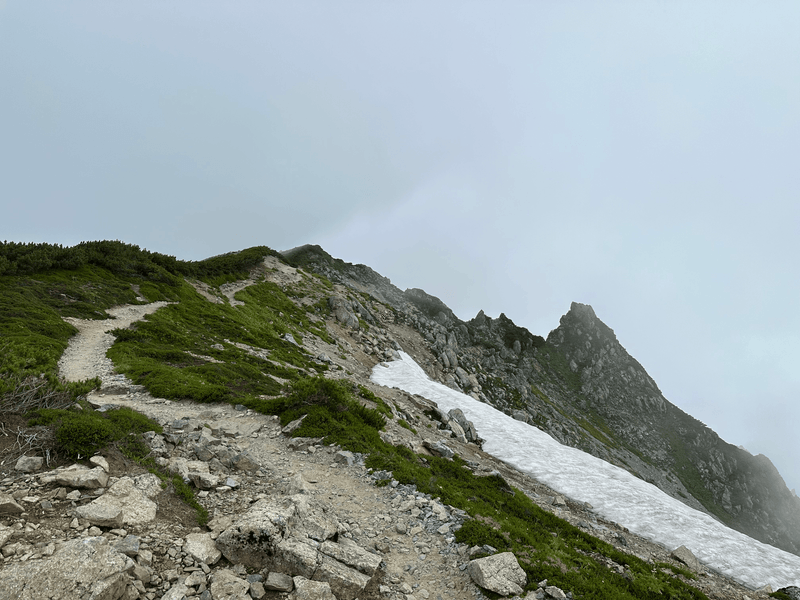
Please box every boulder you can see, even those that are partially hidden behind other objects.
[320,540,383,576]
[77,477,157,526]
[184,532,221,565]
[671,545,702,572]
[14,455,43,473]
[448,419,468,443]
[0,536,133,600]
[215,497,297,568]
[264,571,294,592]
[161,583,190,600]
[467,552,526,596]
[448,408,479,442]
[53,464,109,489]
[270,537,320,579]
[315,553,371,600]
[423,440,455,459]
[232,450,261,472]
[293,576,336,600]
[776,587,800,600]
[74,503,124,528]
[89,455,110,472]
[209,569,250,600]
[0,493,24,515]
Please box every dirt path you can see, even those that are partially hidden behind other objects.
[52,299,478,600]
[58,302,170,385]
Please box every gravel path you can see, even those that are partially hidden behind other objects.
[58,302,170,386]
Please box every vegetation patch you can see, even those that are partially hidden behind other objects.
[27,405,163,460]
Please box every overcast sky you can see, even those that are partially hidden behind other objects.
[2,2,799,493]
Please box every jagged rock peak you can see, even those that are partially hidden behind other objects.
[548,302,617,346]
[567,301,597,323]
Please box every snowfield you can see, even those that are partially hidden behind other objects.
[371,351,800,590]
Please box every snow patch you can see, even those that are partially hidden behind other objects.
[371,351,800,590]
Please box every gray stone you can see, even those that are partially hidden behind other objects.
[75,503,124,528]
[161,583,190,600]
[423,440,455,459]
[184,532,221,565]
[0,492,24,515]
[184,571,206,586]
[319,540,383,576]
[232,450,260,472]
[80,476,157,526]
[284,472,311,495]
[671,545,702,572]
[14,455,43,473]
[467,552,526,596]
[0,536,132,600]
[191,471,221,490]
[216,497,297,568]
[334,451,355,466]
[293,576,337,600]
[249,580,266,599]
[210,568,250,599]
[112,534,140,557]
[777,587,800,600]
[132,473,163,497]
[54,464,109,489]
[298,510,338,543]
[448,419,468,443]
[544,585,567,599]
[89,455,110,472]
[511,410,529,424]
[270,537,320,579]
[263,571,294,592]
[314,554,371,600]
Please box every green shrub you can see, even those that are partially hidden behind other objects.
[28,406,162,460]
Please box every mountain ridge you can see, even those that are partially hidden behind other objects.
[283,244,800,556]
[1,239,799,598]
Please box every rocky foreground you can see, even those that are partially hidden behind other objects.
[0,384,782,599]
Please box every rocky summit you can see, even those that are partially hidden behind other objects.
[0,240,798,600]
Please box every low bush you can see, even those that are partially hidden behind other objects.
[28,406,163,460]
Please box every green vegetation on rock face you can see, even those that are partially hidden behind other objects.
[107,279,329,403]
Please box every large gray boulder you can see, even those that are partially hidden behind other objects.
[184,532,221,565]
[293,576,336,600]
[467,552,527,596]
[77,476,157,526]
[51,464,109,489]
[209,568,250,599]
[671,545,702,572]
[14,455,43,473]
[0,492,24,515]
[320,540,382,576]
[74,503,124,528]
[215,496,297,568]
[0,536,133,600]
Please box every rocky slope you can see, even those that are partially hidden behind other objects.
[283,244,800,557]
[0,243,795,600]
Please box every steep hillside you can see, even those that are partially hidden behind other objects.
[284,244,800,557]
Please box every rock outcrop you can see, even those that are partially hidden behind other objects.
[287,244,800,558]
